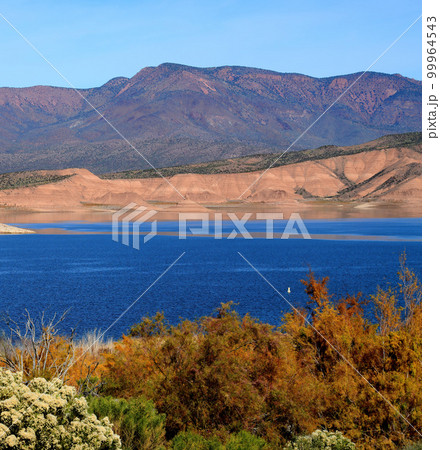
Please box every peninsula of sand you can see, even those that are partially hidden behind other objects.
[0,223,34,234]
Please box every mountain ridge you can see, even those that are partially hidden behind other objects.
[0,64,421,173]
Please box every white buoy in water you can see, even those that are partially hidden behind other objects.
[287,287,291,294]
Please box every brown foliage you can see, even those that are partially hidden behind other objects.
[3,257,421,448]
[99,260,421,448]
[286,264,422,448]
[102,304,315,444]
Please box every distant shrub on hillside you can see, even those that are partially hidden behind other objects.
[0,368,121,449]
[0,171,72,190]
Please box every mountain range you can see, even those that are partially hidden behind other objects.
[0,63,421,173]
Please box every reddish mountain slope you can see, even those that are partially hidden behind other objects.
[0,64,421,173]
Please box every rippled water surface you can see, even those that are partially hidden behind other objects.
[0,218,421,338]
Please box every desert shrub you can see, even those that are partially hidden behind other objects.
[171,430,267,450]
[225,430,268,449]
[0,310,75,382]
[0,311,111,399]
[171,431,223,449]
[287,429,355,449]
[0,368,121,449]
[103,303,315,444]
[402,442,422,450]
[88,396,166,450]
[128,312,170,338]
[171,431,224,450]
[102,258,421,449]
[280,261,422,448]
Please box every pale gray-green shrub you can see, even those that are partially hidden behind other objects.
[286,429,355,449]
[0,368,121,449]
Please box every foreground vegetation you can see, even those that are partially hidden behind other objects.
[0,255,421,449]
[0,369,121,448]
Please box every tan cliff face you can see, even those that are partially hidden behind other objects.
[0,145,421,218]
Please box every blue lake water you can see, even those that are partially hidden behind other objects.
[0,218,421,338]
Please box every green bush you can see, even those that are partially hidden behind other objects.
[171,431,223,450]
[88,396,166,450]
[288,429,355,449]
[402,443,422,450]
[171,430,268,450]
[225,430,268,449]
[0,368,121,449]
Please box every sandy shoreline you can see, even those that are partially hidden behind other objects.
[0,199,421,225]
[0,223,35,234]
[17,227,421,242]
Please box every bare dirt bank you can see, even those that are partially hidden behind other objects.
[0,144,421,222]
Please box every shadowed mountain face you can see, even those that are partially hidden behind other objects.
[0,63,421,173]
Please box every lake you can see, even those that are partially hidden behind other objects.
[0,218,421,338]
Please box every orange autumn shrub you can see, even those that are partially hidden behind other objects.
[1,256,421,449]
[102,305,312,444]
[282,264,422,448]
[101,258,421,448]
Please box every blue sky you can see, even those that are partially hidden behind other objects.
[0,0,422,88]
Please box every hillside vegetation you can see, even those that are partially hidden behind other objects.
[101,132,421,180]
[0,171,72,190]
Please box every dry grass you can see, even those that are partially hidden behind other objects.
[74,329,114,357]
